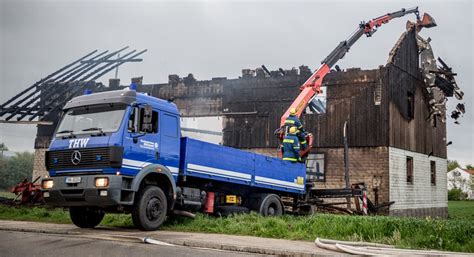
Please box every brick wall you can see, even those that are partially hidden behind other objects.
[248,147,391,208]
[32,148,48,179]
[315,147,390,207]
[389,147,448,217]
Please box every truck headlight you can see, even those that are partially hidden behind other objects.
[42,180,54,189]
[95,177,109,187]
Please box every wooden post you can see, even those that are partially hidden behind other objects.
[343,121,351,209]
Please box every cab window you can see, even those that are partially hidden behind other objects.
[128,106,159,133]
[163,114,178,138]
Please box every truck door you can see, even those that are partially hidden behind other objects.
[122,105,161,175]
[159,113,180,178]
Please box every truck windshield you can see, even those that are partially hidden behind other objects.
[56,104,126,137]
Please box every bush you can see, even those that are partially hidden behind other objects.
[0,151,35,190]
[448,188,467,201]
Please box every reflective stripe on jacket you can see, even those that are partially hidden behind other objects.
[282,133,300,162]
[285,115,304,132]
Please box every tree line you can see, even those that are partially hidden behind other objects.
[0,143,35,190]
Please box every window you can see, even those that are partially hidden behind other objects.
[430,161,436,185]
[56,104,127,137]
[407,91,414,119]
[406,156,413,184]
[128,106,159,134]
[306,154,325,182]
[163,114,178,138]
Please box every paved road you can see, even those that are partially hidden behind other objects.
[0,231,268,257]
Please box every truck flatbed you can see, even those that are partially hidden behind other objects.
[180,138,306,194]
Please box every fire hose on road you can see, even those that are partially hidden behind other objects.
[315,238,472,256]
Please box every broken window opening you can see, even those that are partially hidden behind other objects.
[430,160,436,186]
[306,154,325,182]
[306,87,327,115]
[406,156,413,184]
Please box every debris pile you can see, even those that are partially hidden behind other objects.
[417,35,465,125]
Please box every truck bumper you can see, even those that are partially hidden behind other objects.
[42,175,134,207]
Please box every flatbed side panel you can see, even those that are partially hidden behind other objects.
[254,154,306,194]
[180,138,255,186]
[180,137,306,194]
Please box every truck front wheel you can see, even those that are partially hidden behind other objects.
[132,185,168,231]
[69,207,104,228]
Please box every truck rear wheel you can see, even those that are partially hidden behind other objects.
[250,194,283,216]
[132,185,168,231]
[69,207,104,228]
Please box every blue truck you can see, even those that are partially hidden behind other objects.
[41,88,310,230]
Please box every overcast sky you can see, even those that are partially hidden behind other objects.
[0,0,472,165]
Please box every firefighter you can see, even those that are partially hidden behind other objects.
[284,108,305,133]
[285,108,307,149]
[281,126,301,163]
[296,130,308,150]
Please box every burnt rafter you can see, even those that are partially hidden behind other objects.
[0,47,147,123]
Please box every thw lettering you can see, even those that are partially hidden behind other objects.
[68,138,90,149]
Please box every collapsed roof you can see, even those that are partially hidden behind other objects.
[389,28,465,125]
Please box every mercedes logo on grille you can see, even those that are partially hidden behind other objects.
[71,150,82,165]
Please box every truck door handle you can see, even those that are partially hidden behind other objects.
[155,152,160,159]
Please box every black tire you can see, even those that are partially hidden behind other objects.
[215,205,250,217]
[252,194,283,216]
[132,186,168,231]
[69,207,104,228]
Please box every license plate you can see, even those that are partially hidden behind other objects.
[65,177,81,183]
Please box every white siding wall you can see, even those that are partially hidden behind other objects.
[180,116,223,144]
[389,147,447,211]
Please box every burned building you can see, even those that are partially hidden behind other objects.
[8,28,460,218]
[135,28,453,217]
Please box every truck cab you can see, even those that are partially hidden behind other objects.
[42,89,181,230]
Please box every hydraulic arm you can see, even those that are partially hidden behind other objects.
[278,7,436,158]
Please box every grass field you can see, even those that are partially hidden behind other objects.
[0,201,472,252]
[448,200,474,220]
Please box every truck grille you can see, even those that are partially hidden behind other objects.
[46,147,123,170]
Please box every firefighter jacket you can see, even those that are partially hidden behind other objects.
[282,133,301,162]
[284,114,305,133]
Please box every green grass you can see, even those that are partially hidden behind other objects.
[0,205,133,227]
[0,204,472,252]
[448,200,474,221]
